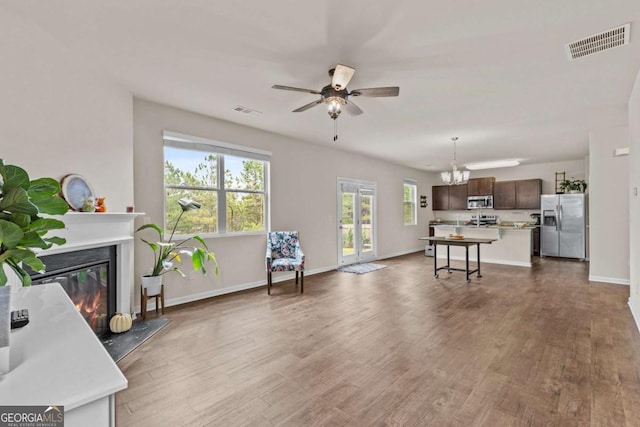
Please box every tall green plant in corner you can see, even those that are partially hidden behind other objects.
[0,159,69,286]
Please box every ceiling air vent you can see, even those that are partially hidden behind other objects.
[566,23,630,60]
[233,105,262,117]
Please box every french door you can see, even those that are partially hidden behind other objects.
[337,178,377,266]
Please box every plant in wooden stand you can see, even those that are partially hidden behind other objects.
[0,159,68,373]
[136,199,218,296]
[559,178,587,194]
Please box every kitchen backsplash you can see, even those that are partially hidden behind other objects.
[433,210,539,223]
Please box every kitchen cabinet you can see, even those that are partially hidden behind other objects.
[467,177,495,196]
[532,227,540,256]
[432,184,468,210]
[493,179,542,210]
[432,185,450,210]
[449,184,468,210]
[493,181,516,209]
[516,179,542,209]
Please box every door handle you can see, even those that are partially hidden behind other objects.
[559,205,563,231]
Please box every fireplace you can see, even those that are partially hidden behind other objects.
[29,246,117,337]
[15,212,141,335]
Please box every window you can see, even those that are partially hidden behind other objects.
[403,179,417,225]
[163,131,270,235]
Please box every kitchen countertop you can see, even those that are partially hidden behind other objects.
[433,223,537,230]
[0,283,127,426]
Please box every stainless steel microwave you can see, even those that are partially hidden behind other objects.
[467,195,493,209]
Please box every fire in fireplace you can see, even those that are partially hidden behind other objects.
[28,246,117,337]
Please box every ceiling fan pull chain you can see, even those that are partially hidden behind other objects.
[334,119,338,141]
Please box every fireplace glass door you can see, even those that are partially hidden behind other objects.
[33,263,110,336]
[28,246,116,337]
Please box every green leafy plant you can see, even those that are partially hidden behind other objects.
[559,178,587,193]
[0,159,68,286]
[136,199,218,278]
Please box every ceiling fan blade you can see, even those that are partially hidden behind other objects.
[292,99,324,112]
[272,85,320,95]
[349,87,400,97]
[344,100,363,116]
[331,64,356,90]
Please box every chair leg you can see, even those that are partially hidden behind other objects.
[267,271,272,295]
[295,271,299,285]
[301,272,304,293]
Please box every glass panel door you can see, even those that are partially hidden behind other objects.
[340,191,357,265]
[338,179,376,266]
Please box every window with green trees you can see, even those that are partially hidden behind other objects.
[403,180,417,225]
[163,133,269,236]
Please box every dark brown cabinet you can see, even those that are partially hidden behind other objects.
[467,177,495,196]
[449,184,468,210]
[532,227,540,256]
[432,184,468,210]
[515,179,542,209]
[493,181,516,209]
[493,179,542,210]
[432,185,450,210]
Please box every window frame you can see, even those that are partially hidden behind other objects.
[162,131,271,237]
[403,179,417,226]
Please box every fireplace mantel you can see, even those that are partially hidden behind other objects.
[40,212,143,315]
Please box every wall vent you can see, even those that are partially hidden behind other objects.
[233,105,262,117]
[565,23,630,60]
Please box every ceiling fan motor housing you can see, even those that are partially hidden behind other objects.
[321,85,348,103]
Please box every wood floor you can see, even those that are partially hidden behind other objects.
[115,253,640,426]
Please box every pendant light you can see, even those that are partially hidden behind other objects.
[441,137,470,185]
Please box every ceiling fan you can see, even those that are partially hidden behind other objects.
[272,64,399,141]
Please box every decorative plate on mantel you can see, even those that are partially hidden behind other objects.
[60,174,94,211]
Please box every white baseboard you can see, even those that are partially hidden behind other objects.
[436,255,531,268]
[135,264,338,314]
[378,248,424,260]
[629,298,640,334]
[589,275,630,285]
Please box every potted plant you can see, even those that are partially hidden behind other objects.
[0,159,68,373]
[136,198,218,295]
[559,178,587,194]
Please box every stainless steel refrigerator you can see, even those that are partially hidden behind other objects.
[540,194,586,259]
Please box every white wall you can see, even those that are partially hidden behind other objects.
[0,9,134,210]
[433,159,586,223]
[588,127,629,284]
[629,70,640,329]
[133,99,434,308]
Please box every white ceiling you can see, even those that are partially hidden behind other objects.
[4,1,640,171]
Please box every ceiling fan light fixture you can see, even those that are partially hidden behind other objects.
[326,96,345,119]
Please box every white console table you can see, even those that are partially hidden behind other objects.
[0,283,127,427]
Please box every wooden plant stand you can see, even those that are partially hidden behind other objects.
[140,284,165,320]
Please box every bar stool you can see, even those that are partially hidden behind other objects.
[140,284,165,320]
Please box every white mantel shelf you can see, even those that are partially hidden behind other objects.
[0,283,127,426]
[41,212,143,255]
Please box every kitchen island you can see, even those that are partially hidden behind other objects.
[0,283,128,427]
[432,224,533,267]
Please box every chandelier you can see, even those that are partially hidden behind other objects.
[441,137,470,185]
